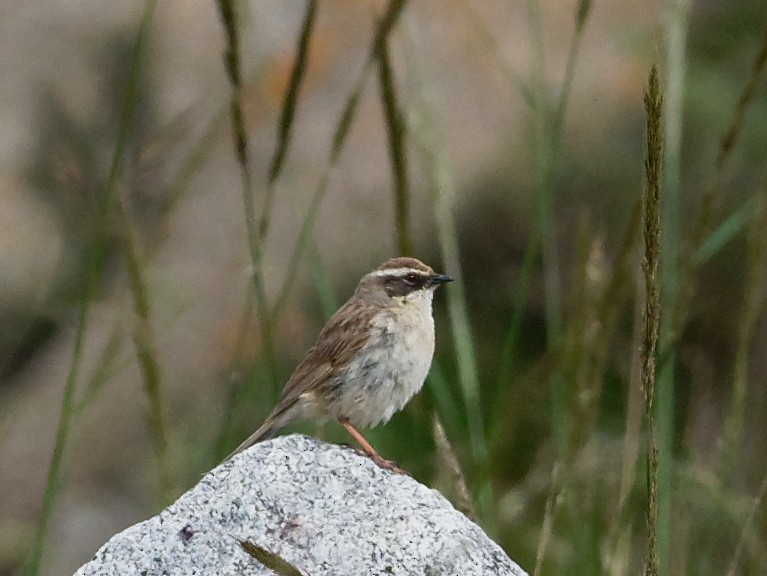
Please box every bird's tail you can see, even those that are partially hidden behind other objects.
[223,420,278,462]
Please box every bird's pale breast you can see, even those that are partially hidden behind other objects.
[334,290,435,428]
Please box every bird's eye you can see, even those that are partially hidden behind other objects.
[404,273,418,284]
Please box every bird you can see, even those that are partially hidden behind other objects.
[227,257,453,469]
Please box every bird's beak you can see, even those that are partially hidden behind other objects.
[429,273,454,287]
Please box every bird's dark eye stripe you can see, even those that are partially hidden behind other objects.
[381,272,423,281]
[381,271,430,296]
[390,272,424,284]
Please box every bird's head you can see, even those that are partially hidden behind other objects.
[365,257,453,300]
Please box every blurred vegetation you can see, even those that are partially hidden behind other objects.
[3,0,767,575]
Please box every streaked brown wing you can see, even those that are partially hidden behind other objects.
[261,362,334,427]
[274,293,379,408]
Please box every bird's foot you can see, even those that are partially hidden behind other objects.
[368,452,404,474]
[339,418,406,474]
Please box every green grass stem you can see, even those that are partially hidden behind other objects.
[72,326,124,413]
[607,275,645,575]
[655,4,690,571]
[454,0,535,107]
[17,2,157,574]
[402,12,493,529]
[237,538,304,576]
[258,0,318,306]
[270,0,411,324]
[491,230,539,434]
[116,192,173,503]
[377,36,413,257]
[307,243,339,319]
[528,0,592,455]
[673,16,767,344]
[425,361,464,441]
[418,116,486,465]
[216,0,278,400]
[716,24,767,169]
[562,219,606,455]
[721,181,767,474]
[404,41,486,468]
[694,196,758,265]
[267,0,318,187]
[513,6,595,564]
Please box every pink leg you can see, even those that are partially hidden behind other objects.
[339,418,402,473]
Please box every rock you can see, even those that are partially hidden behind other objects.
[74,435,528,576]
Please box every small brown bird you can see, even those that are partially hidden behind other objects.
[228,257,452,468]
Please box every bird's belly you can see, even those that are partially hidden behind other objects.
[335,322,434,429]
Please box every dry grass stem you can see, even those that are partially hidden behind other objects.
[533,462,563,576]
[432,414,475,519]
[641,64,663,576]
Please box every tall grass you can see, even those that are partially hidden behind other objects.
[212,0,413,462]
[641,64,663,576]
[17,2,158,575]
[721,179,767,474]
[216,0,277,401]
[116,191,173,503]
[378,36,413,257]
[404,23,487,468]
[655,3,690,570]
[520,1,595,571]
[269,0,411,325]
[212,0,318,457]
[13,2,767,575]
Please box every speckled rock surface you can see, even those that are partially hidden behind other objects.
[73,434,528,576]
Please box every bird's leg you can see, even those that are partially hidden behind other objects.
[339,418,402,473]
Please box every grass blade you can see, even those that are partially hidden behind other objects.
[716,24,767,169]
[453,0,534,107]
[724,470,767,576]
[378,35,412,256]
[237,538,304,576]
[116,191,173,503]
[406,70,486,465]
[270,0,412,323]
[216,0,277,398]
[721,180,767,473]
[694,196,757,265]
[673,10,766,343]
[267,0,319,186]
[17,2,157,574]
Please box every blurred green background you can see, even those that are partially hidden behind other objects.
[1,0,767,574]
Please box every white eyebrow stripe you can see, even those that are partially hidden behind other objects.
[370,267,429,278]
